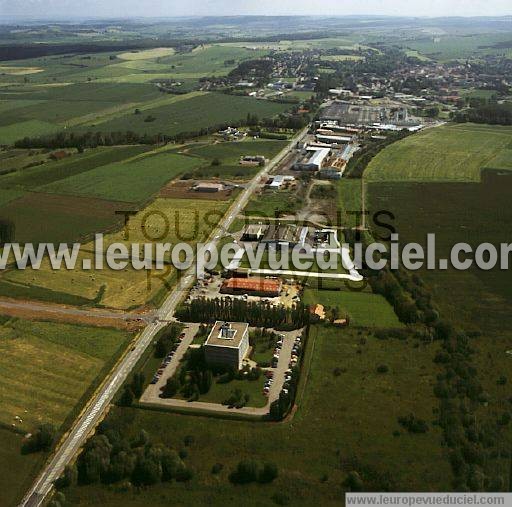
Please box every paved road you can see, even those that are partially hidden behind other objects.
[140,328,303,417]
[19,127,309,507]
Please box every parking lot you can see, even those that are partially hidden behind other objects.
[140,325,304,417]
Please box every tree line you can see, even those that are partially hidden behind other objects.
[175,297,309,330]
[344,130,411,179]
[453,102,512,126]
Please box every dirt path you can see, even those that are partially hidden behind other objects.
[0,297,154,330]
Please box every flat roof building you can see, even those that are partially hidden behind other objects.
[261,224,308,249]
[266,174,295,189]
[194,182,225,193]
[241,224,268,241]
[294,147,330,171]
[204,321,250,370]
[315,134,352,144]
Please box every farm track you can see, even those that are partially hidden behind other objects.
[0,297,153,329]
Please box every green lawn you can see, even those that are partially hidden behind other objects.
[189,139,288,164]
[303,288,402,327]
[366,123,512,182]
[195,377,268,408]
[338,178,363,228]
[244,188,301,217]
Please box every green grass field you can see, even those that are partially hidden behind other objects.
[39,151,203,203]
[62,325,450,506]
[0,189,25,206]
[303,288,402,327]
[244,188,301,217]
[0,192,129,244]
[402,33,512,62]
[188,139,288,163]
[0,119,62,145]
[0,428,46,507]
[0,318,132,432]
[185,139,288,180]
[82,93,290,137]
[338,178,363,228]
[0,145,151,189]
[366,123,512,182]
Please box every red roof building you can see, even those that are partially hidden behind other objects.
[220,277,282,297]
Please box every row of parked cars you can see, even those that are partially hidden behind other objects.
[150,332,186,384]
[289,335,302,369]
[263,370,274,396]
[271,333,285,368]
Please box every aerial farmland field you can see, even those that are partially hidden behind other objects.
[366,123,512,182]
[2,198,229,309]
[39,150,204,203]
[0,318,132,432]
[79,92,290,137]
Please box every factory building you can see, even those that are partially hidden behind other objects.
[240,155,267,166]
[315,134,352,144]
[220,277,283,297]
[241,224,268,241]
[204,321,250,371]
[294,147,330,171]
[261,224,308,249]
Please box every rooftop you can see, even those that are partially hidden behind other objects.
[222,277,282,294]
[205,321,249,349]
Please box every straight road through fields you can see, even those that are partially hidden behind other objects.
[19,126,309,507]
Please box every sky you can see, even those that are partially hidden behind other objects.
[1,0,511,19]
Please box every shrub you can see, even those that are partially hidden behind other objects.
[376,364,389,374]
[397,414,429,434]
[258,462,278,483]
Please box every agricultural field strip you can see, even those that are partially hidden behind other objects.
[65,91,208,127]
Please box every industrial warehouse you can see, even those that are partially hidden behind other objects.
[220,277,283,297]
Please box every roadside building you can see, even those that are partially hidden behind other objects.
[194,182,225,193]
[261,224,308,249]
[50,150,70,161]
[294,147,330,171]
[241,224,268,241]
[220,277,283,297]
[266,174,295,189]
[204,321,250,370]
[240,155,267,166]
